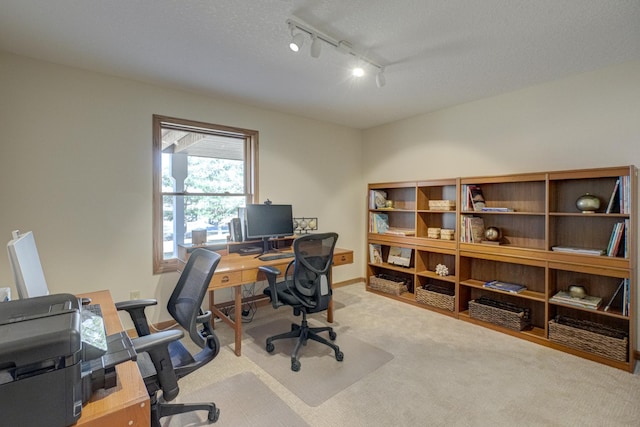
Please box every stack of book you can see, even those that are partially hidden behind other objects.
[460,215,484,243]
[550,246,605,256]
[483,280,527,294]
[605,175,631,214]
[605,220,628,257]
[550,291,602,309]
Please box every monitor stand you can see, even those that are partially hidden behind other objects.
[260,237,279,255]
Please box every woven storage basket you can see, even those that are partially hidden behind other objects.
[469,299,531,331]
[548,319,628,362]
[416,288,454,311]
[369,275,408,296]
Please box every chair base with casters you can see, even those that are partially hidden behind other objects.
[265,308,344,372]
[259,232,343,372]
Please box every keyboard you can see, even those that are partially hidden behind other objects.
[259,253,295,261]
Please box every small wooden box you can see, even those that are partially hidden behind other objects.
[440,229,455,240]
[427,227,441,239]
[428,200,456,211]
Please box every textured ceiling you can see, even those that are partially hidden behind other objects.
[1,0,639,129]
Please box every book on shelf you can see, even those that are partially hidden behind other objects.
[480,207,514,212]
[604,279,625,312]
[460,215,485,243]
[550,291,602,309]
[605,178,620,213]
[606,222,625,257]
[483,280,527,294]
[550,246,605,256]
[465,185,485,211]
[387,246,412,267]
[369,190,388,209]
[370,213,389,234]
[369,244,383,264]
[383,227,416,236]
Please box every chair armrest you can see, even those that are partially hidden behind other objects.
[131,329,183,353]
[132,330,183,402]
[115,299,158,311]
[115,299,158,337]
[259,266,283,309]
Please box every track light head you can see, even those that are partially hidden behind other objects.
[310,34,321,58]
[289,32,304,52]
[376,68,386,88]
[352,67,365,77]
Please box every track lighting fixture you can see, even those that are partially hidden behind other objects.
[310,34,321,58]
[376,68,386,88]
[285,18,387,87]
[288,21,304,52]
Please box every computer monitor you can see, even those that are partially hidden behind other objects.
[6,231,50,299]
[244,204,294,253]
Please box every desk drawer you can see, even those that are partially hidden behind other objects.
[211,271,242,288]
[333,252,353,266]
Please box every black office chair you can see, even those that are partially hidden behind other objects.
[258,232,343,372]
[116,248,222,426]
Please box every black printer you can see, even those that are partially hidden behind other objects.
[0,293,136,427]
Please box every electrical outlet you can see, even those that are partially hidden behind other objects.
[130,290,140,300]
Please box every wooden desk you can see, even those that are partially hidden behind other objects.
[208,248,353,356]
[77,290,150,427]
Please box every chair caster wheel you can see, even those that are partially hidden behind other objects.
[336,351,344,362]
[291,360,301,371]
[266,342,275,353]
[208,406,220,422]
[329,331,337,340]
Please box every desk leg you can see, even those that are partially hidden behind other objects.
[327,299,333,323]
[209,287,243,357]
[233,285,242,356]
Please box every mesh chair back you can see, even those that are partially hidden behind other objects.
[167,248,221,348]
[292,233,338,311]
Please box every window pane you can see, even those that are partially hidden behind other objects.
[162,194,246,260]
[161,130,245,194]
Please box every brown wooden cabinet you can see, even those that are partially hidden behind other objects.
[366,166,637,371]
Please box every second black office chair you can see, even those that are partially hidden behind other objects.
[259,232,343,372]
[116,248,222,426]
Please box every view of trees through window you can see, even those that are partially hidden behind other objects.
[153,115,257,272]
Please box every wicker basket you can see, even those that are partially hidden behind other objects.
[416,288,454,311]
[369,275,408,296]
[548,319,628,362]
[428,200,456,211]
[469,299,531,331]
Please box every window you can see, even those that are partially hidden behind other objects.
[153,115,258,273]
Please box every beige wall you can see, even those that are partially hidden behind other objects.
[362,60,640,347]
[0,52,364,326]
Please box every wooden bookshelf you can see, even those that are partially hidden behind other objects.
[366,166,637,371]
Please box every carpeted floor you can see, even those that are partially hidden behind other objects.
[170,282,640,426]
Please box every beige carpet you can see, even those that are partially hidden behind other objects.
[162,371,309,426]
[243,317,394,407]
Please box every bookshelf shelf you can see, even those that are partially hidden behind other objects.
[366,165,637,371]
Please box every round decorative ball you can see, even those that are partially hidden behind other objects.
[484,226,501,242]
[575,193,600,213]
[569,285,587,299]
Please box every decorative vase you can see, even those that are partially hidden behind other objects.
[576,193,600,213]
[484,226,501,242]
